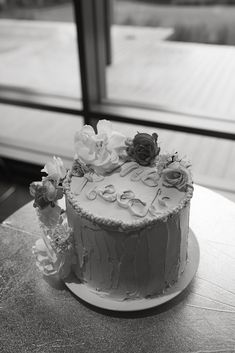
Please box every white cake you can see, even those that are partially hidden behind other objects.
[31,120,193,301]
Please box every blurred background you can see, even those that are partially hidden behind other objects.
[1,0,235,221]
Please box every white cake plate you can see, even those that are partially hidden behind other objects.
[65,229,199,312]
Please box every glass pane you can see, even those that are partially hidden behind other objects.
[107,0,235,124]
[0,1,81,100]
[0,103,83,166]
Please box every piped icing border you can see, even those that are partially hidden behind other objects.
[63,171,194,231]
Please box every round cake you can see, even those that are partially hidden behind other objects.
[30,120,193,301]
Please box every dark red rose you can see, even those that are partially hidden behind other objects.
[127,132,160,166]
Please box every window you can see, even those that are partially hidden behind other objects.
[0,0,235,192]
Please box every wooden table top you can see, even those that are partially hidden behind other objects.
[0,184,235,353]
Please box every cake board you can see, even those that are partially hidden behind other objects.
[65,229,199,312]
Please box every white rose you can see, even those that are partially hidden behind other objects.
[74,120,126,174]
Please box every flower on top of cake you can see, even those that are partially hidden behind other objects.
[74,120,127,175]
[161,163,190,192]
[73,121,164,180]
[72,120,193,193]
[124,131,192,192]
[126,132,160,166]
[156,152,193,192]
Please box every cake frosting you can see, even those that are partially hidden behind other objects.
[30,120,193,301]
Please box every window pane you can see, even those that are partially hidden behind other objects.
[107,1,235,125]
[0,1,81,100]
[0,103,83,166]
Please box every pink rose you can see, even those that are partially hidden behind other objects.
[161,164,190,191]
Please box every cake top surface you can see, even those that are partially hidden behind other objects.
[63,120,193,230]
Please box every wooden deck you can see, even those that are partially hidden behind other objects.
[0,20,235,193]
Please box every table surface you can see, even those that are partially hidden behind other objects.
[0,185,235,353]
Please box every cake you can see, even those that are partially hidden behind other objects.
[30,120,193,301]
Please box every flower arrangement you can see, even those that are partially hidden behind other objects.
[30,157,66,210]
[30,157,74,278]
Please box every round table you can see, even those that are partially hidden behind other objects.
[0,185,235,353]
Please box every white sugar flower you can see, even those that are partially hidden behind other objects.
[33,213,74,279]
[74,120,127,174]
[41,156,66,182]
[33,238,73,279]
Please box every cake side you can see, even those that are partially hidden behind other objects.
[64,156,193,299]
[66,195,191,300]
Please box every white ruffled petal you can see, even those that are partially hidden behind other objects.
[108,131,127,152]
[97,119,112,135]
[81,124,95,136]
[75,142,96,163]
[41,156,66,180]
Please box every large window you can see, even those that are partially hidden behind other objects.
[103,0,235,138]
